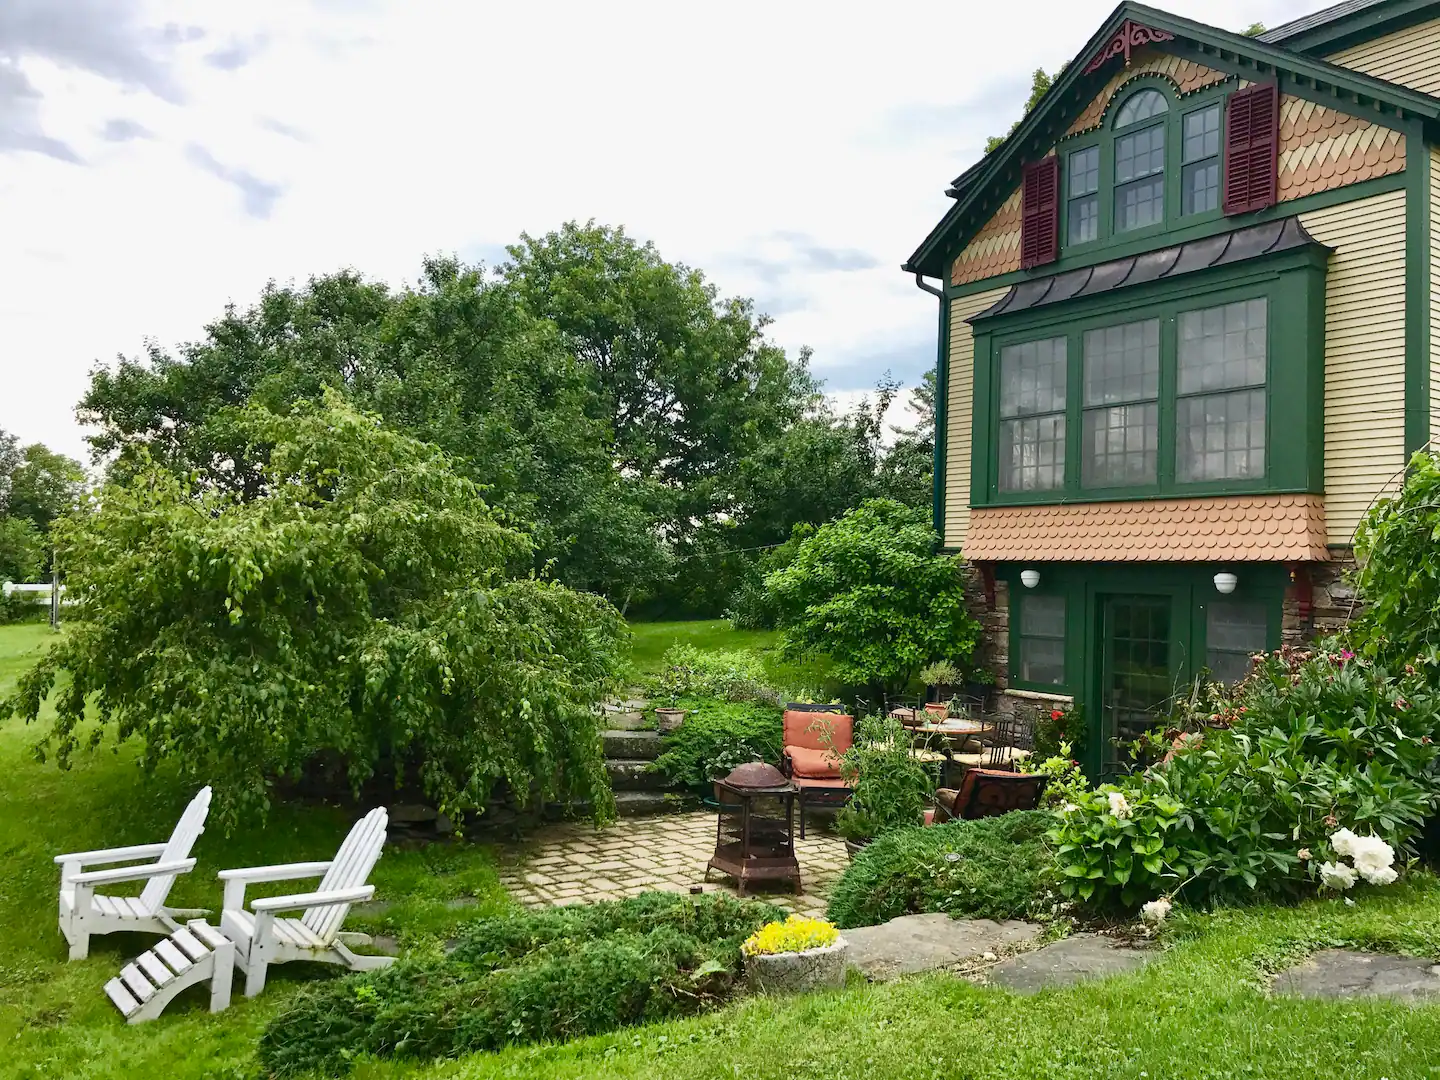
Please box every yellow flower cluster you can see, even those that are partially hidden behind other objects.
[741,914,840,957]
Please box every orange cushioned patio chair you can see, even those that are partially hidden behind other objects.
[779,705,853,839]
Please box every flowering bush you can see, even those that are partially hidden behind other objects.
[1033,742,1090,810]
[741,915,841,956]
[1034,704,1086,761]
[1050,646,1439,908]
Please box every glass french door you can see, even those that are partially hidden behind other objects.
[1099,595,1173,773]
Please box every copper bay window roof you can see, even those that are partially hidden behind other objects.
[963,494,1330,563]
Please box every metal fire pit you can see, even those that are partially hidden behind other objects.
[705,762,801,896]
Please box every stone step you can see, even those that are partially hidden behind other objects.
[602,709,652,731]
[607,758,672,791]
[614,790,686,816]
[603,730,664,761]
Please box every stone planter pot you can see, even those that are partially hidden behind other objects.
[744,938,849,994]
[844,838,872,860]
[655,707,687,733]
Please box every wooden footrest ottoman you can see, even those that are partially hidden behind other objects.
[104,920,234,1023]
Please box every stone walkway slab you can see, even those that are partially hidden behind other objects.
[843,913,1044,981]
[499,811,847,917]
[989,933,1154,993]
[1273,949,1440,1001]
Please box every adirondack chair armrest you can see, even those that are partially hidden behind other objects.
[249,885,375,914]
[54,842,169,868]
[219,862,334,910]
[67,858,198,887]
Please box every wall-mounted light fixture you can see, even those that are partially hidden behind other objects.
[1213,572,1238,595]
[1020,569,1041,589]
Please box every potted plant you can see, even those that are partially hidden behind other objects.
[919,660,961,718]
[655,706,687,733]
[832,714,934,857]
[742,914,849,993]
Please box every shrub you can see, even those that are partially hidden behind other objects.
[648,644,784,705]
[652,697,783,793]
[256,892,784,1077]
[1353,448,1440,665]
[1050,646,1440,909]
[826,812,1055,928]
[1,394,627,829]
[0,516,43,584]
[1032,743,1091,810]
[834,714,935,843]
[764,499,981,695]
[1033,703,1086,762]
[0,589,43,625]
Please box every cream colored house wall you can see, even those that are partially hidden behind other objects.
[1298,189,1409,545]
[944,287,1010,549]
[1328,17,1440,94]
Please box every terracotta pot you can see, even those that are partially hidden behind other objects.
[924,702,948,719]
[656,707,686,733]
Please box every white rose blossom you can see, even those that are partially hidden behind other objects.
[1140,898,1171,925]
[1107,792,1132,819]
[1319,861,1358,891]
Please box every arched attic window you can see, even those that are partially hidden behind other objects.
[1112,88,1168,231]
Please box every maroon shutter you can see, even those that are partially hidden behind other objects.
[1223,83,1279,215]
[1020,157,1060,269]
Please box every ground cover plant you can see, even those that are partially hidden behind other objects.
[652,697,784,793]
[826,812,1055,928]
[256,892,786,1077]
[2,395,628,829]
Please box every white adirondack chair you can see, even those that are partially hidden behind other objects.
[219,807,394,997]
[56,786,212,960]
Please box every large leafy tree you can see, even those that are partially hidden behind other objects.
[503,222,815,534]
[6,443,86,533]
[765,499,982,695]
[3,394,628,828]
[79,258,666,601]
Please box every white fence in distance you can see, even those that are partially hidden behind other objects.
[2,582,69,605]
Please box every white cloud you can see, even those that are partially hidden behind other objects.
[0,0,1318,461]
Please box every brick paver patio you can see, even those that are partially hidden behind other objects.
[498,811,848,917]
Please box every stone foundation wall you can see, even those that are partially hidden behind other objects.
[1285,548,1362,644]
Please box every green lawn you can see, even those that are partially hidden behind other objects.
[627,619,779,675]
[5,622,1440,1079]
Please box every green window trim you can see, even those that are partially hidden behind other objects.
[1060,77,1232,257]
[999,562,1286,777]
[970,247,1327,509]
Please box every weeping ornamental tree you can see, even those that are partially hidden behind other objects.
[2,394,627,828]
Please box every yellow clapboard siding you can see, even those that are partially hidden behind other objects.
[1300,189,1408,545]
[1329,17,1440,93]
[1432,148,1440,449]
[945,288,1011,549]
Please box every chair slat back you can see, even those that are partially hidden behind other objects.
[301,808,388,942]
[139,787,213,911]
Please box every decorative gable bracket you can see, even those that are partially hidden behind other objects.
[1082,19,1176,75]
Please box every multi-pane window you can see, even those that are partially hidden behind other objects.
[999,337,1067,492]
[1177,299,1268,482]
[1182,105,1221,215]
[1115,89,1169,127]
[1018,595,1066,686]
[1082,320,1160,487]
[1068,146,1100,244]
[1205,600,1268,685]
[1113,89,1167,233]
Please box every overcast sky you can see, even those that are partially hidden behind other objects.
[0,0,1320,462]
